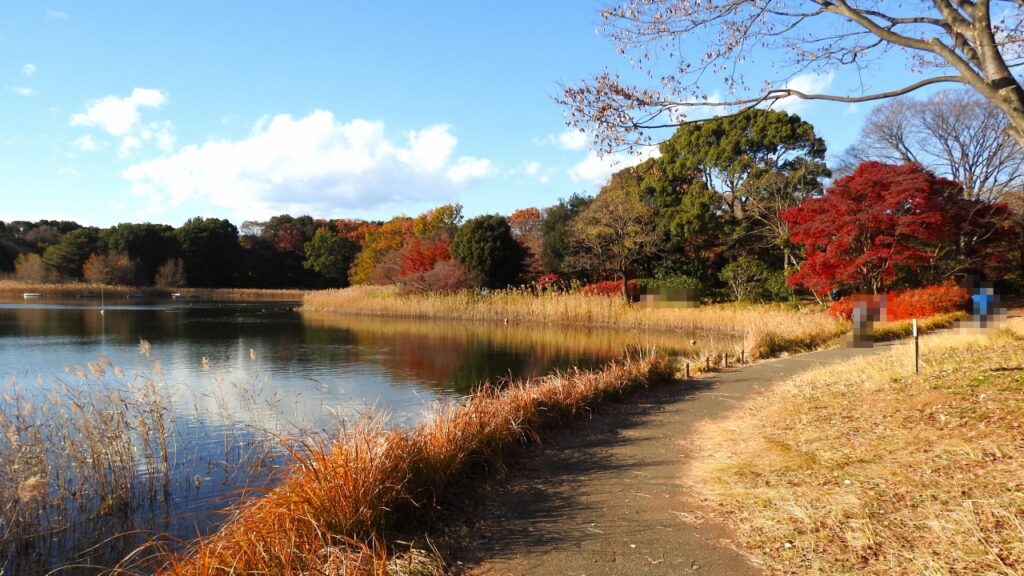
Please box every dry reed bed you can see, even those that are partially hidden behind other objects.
[0,354,290,572]
[303,286,847,359]
[687,319,1024,575]
[139,353,675,575]
[301,310,747,364]
[0,280,306,301]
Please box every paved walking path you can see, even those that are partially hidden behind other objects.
[446,341,899,576]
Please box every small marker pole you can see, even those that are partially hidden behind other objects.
[740,349,745,364]
[685,362,690,379]
[706,357,710,372]
[913,318,920,374]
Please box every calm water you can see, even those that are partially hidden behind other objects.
[0,298,701,574]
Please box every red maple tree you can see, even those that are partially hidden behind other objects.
[400,237,452,276]
[781,162,959,295]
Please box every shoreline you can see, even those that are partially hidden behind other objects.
[141,353,677,575]
[0,280,308,302]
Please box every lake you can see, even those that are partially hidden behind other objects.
[0,297,711,574]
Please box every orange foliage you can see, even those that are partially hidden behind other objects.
[828,285,969,320]
[580,280,640,299]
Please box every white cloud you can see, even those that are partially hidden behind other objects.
[523,161,551,184]
[568,146,660,186]
[122,110,494,218]
[46,8,69,19]
[71,88,173,157]
[533,129,591,151]
[71,88,167,135]
[773,70,836,113]
[71,135,101,151]
[557,130,588,151]
[21,64,37,77]
[6,86,35,97]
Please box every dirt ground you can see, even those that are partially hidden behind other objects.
[434,343,898,576]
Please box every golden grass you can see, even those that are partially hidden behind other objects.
[0,280,307,301]
[687,318,1024,575]
[303,286,848,360]
[872,311,968,341]
[137,353,675,575]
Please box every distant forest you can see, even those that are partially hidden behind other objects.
[4,107,1023,299]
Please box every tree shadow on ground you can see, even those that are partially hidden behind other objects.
[421,377,717,570]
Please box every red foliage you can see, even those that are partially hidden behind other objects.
[273,223,305,254]
[782,162,959,295]
[535,273,560,288]
[828,285,969,320]
[580,280,640,299]
[401,237,452,276]
[334,219,375,243]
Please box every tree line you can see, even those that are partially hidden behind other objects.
[4,99,1022,300]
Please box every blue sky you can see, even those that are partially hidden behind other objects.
[1,2,927,228]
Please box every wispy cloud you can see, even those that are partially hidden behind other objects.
[772,70,836,113]
[71,88,174,157]
[71,135,102,152]
[46,8,69,19]
[535,129,590,151]
[71,88,167,135]
[523,161,550,184]
[21,64,37,77]
[568,146,660,186]
[6,86,36,97]
[122,111,495,219]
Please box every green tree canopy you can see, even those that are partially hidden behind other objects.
[450,215,524,289]
[42,227,100,280]
[540,193,593,276]
[101,222,180,285]
[176,217,240,288]
[304,228,359,287]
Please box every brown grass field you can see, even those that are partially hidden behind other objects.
[687,317,1024,575]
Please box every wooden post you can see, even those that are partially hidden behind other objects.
[685,362,690,379]
[913,318,920,374]
[724,354,729,368]
[740,349,745,364]
[705,357,710,372]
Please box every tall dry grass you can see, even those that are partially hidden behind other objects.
[304,286,847,360]
[130,352,674,575]
[687,318,1024,575]
[0,351,291,574]
[0,280,307,302]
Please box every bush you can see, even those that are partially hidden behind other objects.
[636,275,702,295]
[762,270,794,302]
[580,280,640,299]
[828,285,969,320]
[719,258,773,302]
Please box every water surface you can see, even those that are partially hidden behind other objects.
[0,297,716,574]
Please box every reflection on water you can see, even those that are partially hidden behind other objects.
[0,300,739,574]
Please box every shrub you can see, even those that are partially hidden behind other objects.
[14,253,58,283]
[719,258,773,302]
[580,280,641,299]
[762,270,794,302]
[828,285,969,320]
